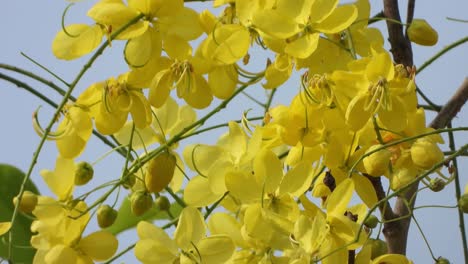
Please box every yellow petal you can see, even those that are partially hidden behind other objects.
[174,207,206,250]
[309,0,339,23]
[52,24,102,60]
[225,170,261,202]
[365,51,394,83]
[345,94,372,131]
[45,245,78,264]
[124,27,161,67]
[159,7,203,41]
[0,222,11,235]
[314,5,358,34]
[134,239,178,264]
[184,175,223,207]
[40,157,75,201]
[149,69,172,108]
[79,231,118,261]
[263,54,293,89]
[352,174,378,208]
[253,148,283,194]
[197,235,235,264]
[378,96,407,132]
[208,25,250,65]
[183,145,224,176]
[164,35,192,60]
[208,65,237,99]
[326,178,354,214]
[129,91,152,129]
[136,221,176,251]
[278,162,312,197]
[253,9,300,39]
[208,213,247,247]
[181,75,213,109]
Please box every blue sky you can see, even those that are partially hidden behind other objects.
[1,0,467,263]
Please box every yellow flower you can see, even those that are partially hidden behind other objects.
[252,0,358,59]
[78,73,152,135]
[135,207,235,264]
[332,50,414,132]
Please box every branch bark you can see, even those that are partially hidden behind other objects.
[382,0,468,255]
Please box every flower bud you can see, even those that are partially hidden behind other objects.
[122,173,136,189]
[363,144,391,177]
[130,191,153,216]
[155,196,171,212]
[13,191,38,214]
[97,204,118,228]
[459,193,468,214]
[429,178,445,192]
[410,138,444,170]
[369,238,388,259]
[407,19,438,46]
[435,257,450,264]
[74,161,94,186]
[364,215,379,229]
[145,151,177,193]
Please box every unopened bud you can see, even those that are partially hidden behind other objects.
[13,191,38,214]
[429,178,445,192]
[364,215,379,229]
[407,19,438,46]
[145,151,177,193]
[155,196,171,211]
[363,145,391,177]
[369,238,388,259]
[410,139,444,170]
[122,173,136,189]
[459,194,468,214]
[75,161,94,186]
[97,204,118,228]
[130,191,153,216]
[435,257,450,264]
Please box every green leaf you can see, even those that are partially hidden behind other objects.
[0,164,40,263]
[106,196,183,235]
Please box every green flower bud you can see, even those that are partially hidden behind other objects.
[429,178,445,192]
[407,19,438,46]
[97,204,118,228]
[130,191,153,216]
[369,238,387,259]
[155,196,171,212]
[13,191,38,214]
[435,257,450,264]
[363,144,391,177]
[364,215,379,229]
[122,173,136,189]
[145,151,176,193]
[459,193,468,214]
[74,161,94,186]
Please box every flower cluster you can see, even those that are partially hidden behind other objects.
[17,0,452,263]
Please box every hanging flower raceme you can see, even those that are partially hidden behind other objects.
[77,73,152,135]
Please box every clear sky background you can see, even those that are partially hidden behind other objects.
[1,0,467,263]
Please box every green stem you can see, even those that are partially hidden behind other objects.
[417,36,468,75]
[20,52,70,87]
[204,192,229,219]
[179,116,263,140]
[447,123,468,262]
[412,214,436,260]
[262,88,277,125]
[0,63,72,99]
[7,14,144,261]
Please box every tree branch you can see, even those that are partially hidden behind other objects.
[383,0,413,66]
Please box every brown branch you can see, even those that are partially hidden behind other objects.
[365,175,396,220]
[406,0,416,27]
[383,0,413,66]
[430,78,468,129]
